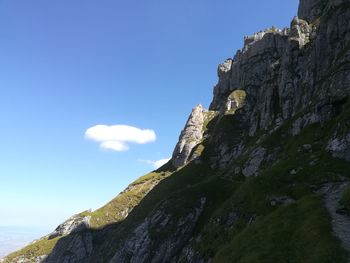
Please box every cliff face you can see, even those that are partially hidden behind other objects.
[4,0,350,262]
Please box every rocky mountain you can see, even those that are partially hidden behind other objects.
[3,0,350,262]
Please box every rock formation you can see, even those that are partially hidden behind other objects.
[48,215,90,240]
[172,104,205,168]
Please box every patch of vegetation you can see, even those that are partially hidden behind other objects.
[192,143,205,157]
[228,90,246,105]
[203,111,219,132]
[83,162,231,261]
[265,26,280,34]
[214,197,348,263]
[86,169,173,229]
[195,156,311,259]
[195,101,350,260]
[4,237,59,263]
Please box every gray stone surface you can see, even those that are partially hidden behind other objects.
[172,105,205,168]
[298,0,327,22]
[109,198,206,263]
[327,134,350,162]
[44,233,93,263]
[242,147,266,177]
[49,215,90,242]
[290,16,311,48]
[320,183,350,257]
[210,0,350,137]
[291,112,320,135]
[48,215,90,240]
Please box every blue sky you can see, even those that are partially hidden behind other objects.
[0,0,298,236]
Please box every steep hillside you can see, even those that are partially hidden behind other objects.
[4,0,350,262]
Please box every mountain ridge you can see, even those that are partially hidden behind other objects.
[4,0,350,262]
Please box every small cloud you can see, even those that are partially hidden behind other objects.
[152,158,171,168]
[139,158,171,169]
[85,124,156,152]
[100,141,129,151]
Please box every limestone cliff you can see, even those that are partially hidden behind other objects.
[4,0,350,262]
[172,104,205,168]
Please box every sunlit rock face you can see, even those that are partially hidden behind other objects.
[172,104,205,168]
[224,90,246,114]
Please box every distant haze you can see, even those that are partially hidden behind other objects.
[0,226,49,258]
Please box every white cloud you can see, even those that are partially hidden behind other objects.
[140,158,171,169]
[152,158,171,168]
[85,124,156,151]
[100,141,129,151]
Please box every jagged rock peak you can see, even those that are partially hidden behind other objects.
[289,16,312,48]
[218,59,233,77]
[172,104,206,168]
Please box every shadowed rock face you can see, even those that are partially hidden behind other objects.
[43,233,93,263]
[320,183,350,254]
[5,0,350,262]
[109,198,206,263]
[298,0,327,22]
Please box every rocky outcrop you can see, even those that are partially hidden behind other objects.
[319,183,350,254]
[289,16,311,48]
[291,112,320,136]
[242,147,266,177]
[48,215,90,239]
[327,134,350,162]
[210,0,350,140]
[109,198,206,263]
[224,90,246,114]
[172,105,205,168]
[43,233,93,263]
[243,27,289,53]
[5,255,48,263]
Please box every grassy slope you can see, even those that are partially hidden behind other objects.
[3,237,59,263]
[3,165,174,262]
[87,157,237,262]
[189,98,350,262]
[85,166,174,229]
[214,197,347,263]
[5,95,350,262]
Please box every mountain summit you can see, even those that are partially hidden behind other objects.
[4,0,350,262]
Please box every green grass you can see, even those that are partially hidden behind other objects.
[7,96,350,262]
[203,111,219,132]
[4,237,59,263]
[4,164,176,261]
[192,98,350,261]
[85,168,174,228]
[87,161,235,261]
[214,197,348,263]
